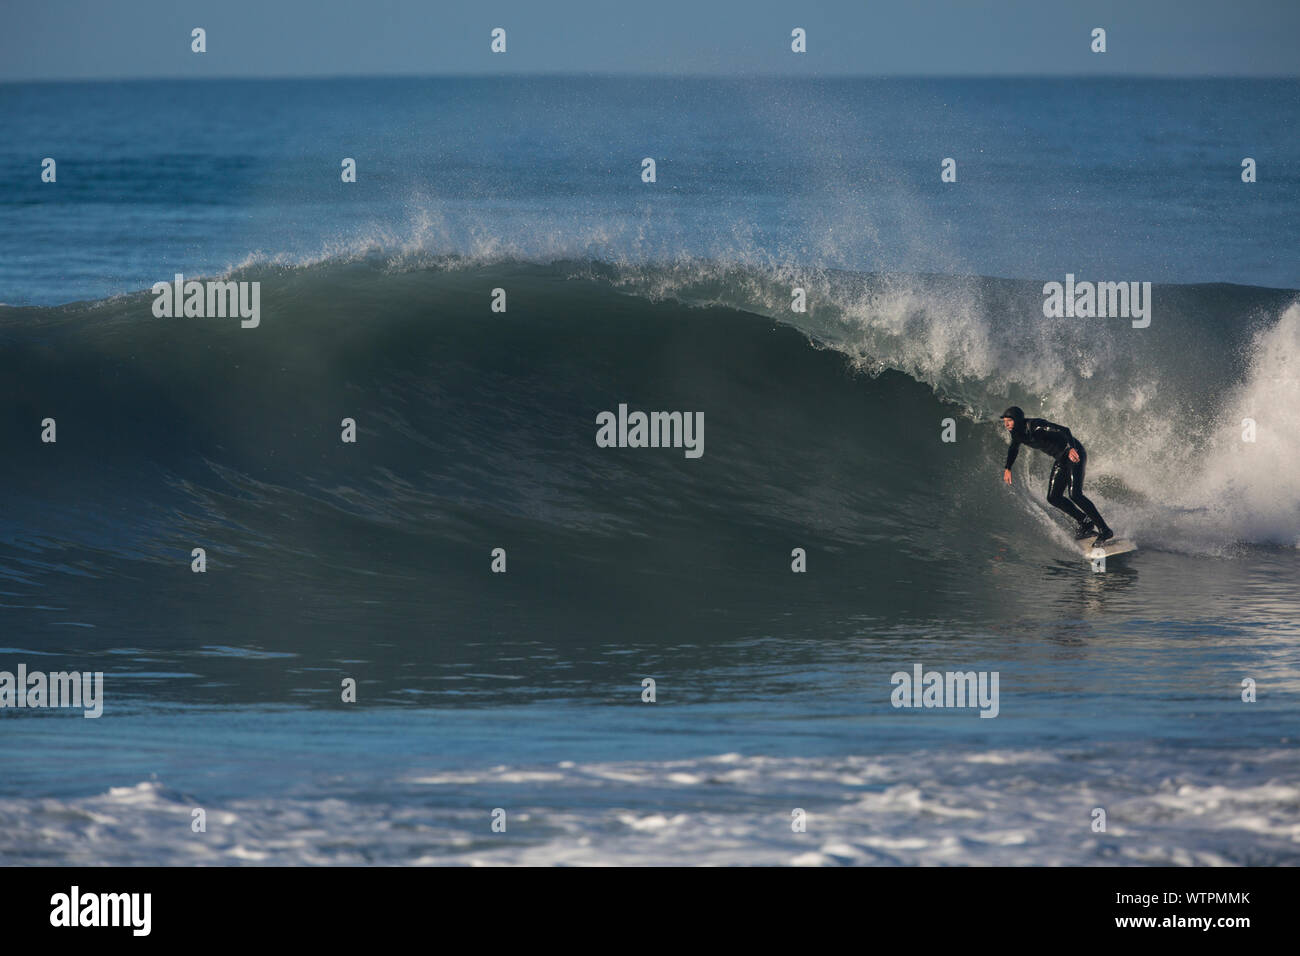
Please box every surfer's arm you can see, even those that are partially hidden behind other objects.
[1004,439,1021,471]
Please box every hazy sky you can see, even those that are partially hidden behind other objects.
[2,0,1297,81]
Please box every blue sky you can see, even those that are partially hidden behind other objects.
[2,0,1297,80]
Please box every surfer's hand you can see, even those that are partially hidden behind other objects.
[1003,469,1012,485]
[1067,448,1080,463]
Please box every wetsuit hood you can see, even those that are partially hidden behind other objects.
[1001,406,1026,432]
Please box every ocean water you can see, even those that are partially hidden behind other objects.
[1,77,1298,865]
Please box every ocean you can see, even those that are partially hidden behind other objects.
[1,76,1298,865]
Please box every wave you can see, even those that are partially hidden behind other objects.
[1,254,1297,596]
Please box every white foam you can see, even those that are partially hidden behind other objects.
[2,747,1296,866]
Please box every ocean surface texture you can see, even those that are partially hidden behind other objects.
[1,77,1297,865]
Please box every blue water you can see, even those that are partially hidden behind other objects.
[1,77,1298,865]
[2,77,1297,306]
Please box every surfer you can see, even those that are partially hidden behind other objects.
[999,406,1113,543]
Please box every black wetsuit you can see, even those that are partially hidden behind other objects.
[1004,413,1110,534]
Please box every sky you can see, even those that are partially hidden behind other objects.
[1,0,1297,81]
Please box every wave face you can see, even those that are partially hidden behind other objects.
[1,256,1298,687]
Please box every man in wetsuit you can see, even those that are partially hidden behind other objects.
[1000,406,1113,543]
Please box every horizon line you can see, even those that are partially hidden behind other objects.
[4,71,1298,85]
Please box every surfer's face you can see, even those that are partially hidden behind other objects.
[1001,417,1015,431]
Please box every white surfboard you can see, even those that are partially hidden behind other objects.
[1077,536,1137,559]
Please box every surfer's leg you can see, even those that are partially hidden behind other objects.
[1066,449,1111,535]
[1046,458,1089,523]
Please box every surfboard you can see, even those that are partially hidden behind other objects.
[1077,536,1137,559]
